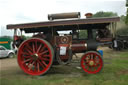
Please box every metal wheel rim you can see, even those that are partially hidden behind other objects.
[17,38,54,76]
[81,51,103,74]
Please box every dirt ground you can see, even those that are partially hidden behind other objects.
[0,58,18,71]
[0,47,109,71]
[0,47,121,77]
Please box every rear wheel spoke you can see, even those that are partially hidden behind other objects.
[18,38,53,75]
[27,60,33,67]
[37,59,45,69]
[26,43,33,52]
[28,61,35,71]
[21,51,30,56]
[34,61,37,72]
[23,55,32,59]
[25,48,33,55]
[43,55,50,57]
[42,61,48,67]
[39,50,49,56]
[39,56,49,61]
[35,40,38,52]
[42,57,49,61]
[22,59,31,64]
[37,44,42,53]
[32,43,36,53]
[39,46,45,53]
[37,62,40,72]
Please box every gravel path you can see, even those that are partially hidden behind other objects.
[0,47,115,77]
[0,58,18,71]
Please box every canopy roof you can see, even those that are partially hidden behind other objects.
[7,17,120,33]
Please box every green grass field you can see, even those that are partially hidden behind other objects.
[0,48,128,85]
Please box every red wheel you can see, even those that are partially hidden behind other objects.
[81,51,103,74]
[17,38,54,76]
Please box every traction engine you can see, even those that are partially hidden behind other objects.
[7,12,120,76]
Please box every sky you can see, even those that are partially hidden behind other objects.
[0,0,126,36]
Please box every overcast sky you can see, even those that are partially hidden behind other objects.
[0,0,126,36]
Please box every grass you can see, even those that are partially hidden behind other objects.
[0,48,128,85]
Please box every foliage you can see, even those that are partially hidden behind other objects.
[93,11,118,18]
[0,36,13,41]
[21,35,30,40]
[79,30,88,39]
[117,15,128,36]
[126,0,128,6]
[126,8,128,24]
[117,25,128,35]
[120,15,126,22]
[126,0,128,24]
[126,15,128,24]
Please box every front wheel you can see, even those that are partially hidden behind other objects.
[81,51,103,74]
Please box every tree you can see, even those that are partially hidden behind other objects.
[117,27,128,35]
[125,0,128,24]
[126,0,128,6]
[0,36,13,41]
[120,15,126,22]
[126,8,128,24]
[93,11,118,18]
[79,30,88,39]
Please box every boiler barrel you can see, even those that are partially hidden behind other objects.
[48,12,81,20]
[71,40,99,53]
[71,43,87,53]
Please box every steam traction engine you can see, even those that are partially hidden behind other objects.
[7,12,120,76]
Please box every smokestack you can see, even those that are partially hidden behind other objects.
[85,13,93,18]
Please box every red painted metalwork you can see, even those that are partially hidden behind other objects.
[55,36,72,45]
[58,44,70,59]
[14,35,19,41]
[55,36,72,64]
[71,42,87,53]
[96,38,113,42]
[17,38,54,75]
[6,12,120,75]
[81,51,103,74]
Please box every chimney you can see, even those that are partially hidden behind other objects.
[85,13,93,18]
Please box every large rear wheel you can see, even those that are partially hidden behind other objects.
[17,38,54,76]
